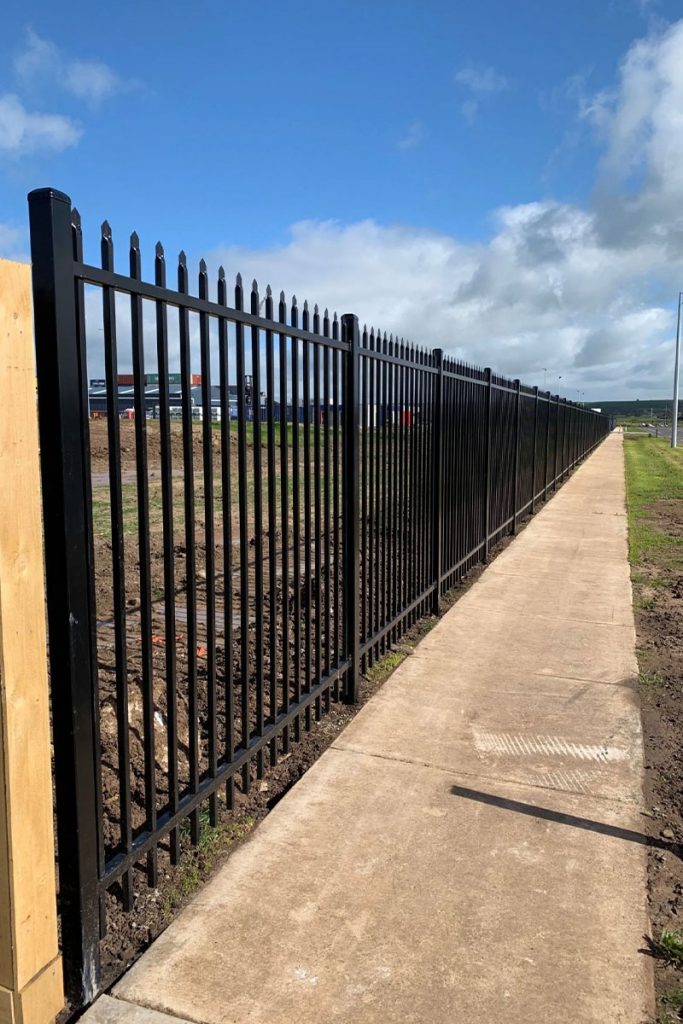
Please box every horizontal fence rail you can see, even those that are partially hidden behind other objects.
[28,187,611,1010]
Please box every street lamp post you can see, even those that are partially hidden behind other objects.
[673,292,682,449]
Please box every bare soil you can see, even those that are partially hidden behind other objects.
[634,501,683,1017]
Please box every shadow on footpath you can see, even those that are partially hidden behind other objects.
[450,784,678,855]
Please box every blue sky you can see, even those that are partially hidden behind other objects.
[2,0,683,400]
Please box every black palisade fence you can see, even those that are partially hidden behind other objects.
[28,188,610,1010]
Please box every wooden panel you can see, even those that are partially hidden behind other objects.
[0,259,63,1019]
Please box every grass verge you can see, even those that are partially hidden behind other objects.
[623,434,683,1022]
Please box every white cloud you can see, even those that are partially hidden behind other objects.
[64,61,122,104]
[461,99,479,123]
[199,21,683,401]
[455,66,509,95]
[0,93,81,155]
[455,64,509,122]
[398,121,424,151]
[15,29,135,106]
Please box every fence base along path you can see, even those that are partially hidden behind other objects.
[0,260,63,1024]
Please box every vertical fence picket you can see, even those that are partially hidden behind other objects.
[512,379,521,535]
[313,314,323,717]
[277,291,291,753]
[250,281,265,778]
[432,350,444,613]
[264,287,278,766]
[217,268,235,810]
[289,296,300,747]
[130,232,158,881]
[342,314,360,703]
[483,367,493,561]
[531,386,539,513]
[234,274,251,794]
[303,312,313,730]
[178,252,200,842]
[199,259,218,824]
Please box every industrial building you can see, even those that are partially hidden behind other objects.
[88,374,240,419]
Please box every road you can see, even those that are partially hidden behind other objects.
[643,423,672,440]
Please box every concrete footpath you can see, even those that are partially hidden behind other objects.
[94,431,654,1024]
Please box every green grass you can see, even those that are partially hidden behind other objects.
[365,650,405,684]
[91,481,226,539]
[623,437,683,576]
[162,810,255,916]
[652,929,683,968]
[662,988,683,1010]
[639,669,665,689]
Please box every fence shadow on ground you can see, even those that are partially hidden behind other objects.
[449,784,674,854]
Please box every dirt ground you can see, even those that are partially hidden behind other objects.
[624,437,683,1021]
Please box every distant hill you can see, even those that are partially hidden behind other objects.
[593,399,676,418]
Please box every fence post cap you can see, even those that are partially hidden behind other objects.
[28,187,72,205]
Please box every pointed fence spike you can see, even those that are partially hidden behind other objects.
[101,220,112,239]
[178,250,187,266]
[333,311,338,322]
[251,278,258,292]
[71,207,81,229]
[279,289,286,303]
[155,240,164,258]
[266,284,272,298]
[292,294,297,306]
[314,303,319,314]
[236,271,242,286]
[303,299,309,312]
[199,258,207,274]
[130,230,139,249]
[218,264,225,280]
[324,307,329,318]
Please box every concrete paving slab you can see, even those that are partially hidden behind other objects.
[412,610,636,685]
[461,568,634,625]
[106,432,653,1024]
[115,750,652,1024]
[84,994,193,1024]
[487,547,632,583]
[334,662,643,802]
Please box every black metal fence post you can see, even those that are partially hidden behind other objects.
[512,378,521,534]
[553,394,560,490]
[432,349,444,613]
[483,367,493,561]
[28,188,101,1005]
[544,390,551,499]
[342,314,361,703]
[531,385,539,513]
